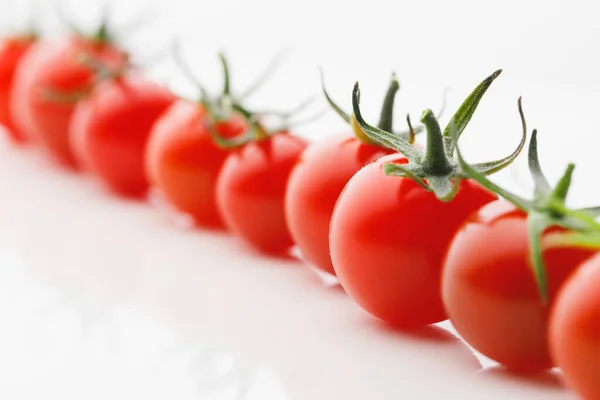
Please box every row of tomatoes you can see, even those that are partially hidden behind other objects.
[2,27,600,400]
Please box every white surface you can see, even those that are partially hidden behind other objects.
[0,141,578,399]
[0,0,599,398]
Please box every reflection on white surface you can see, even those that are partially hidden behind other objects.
[0,252,288,400]
[0,144,576,399]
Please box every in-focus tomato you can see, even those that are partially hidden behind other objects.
[329,153,496,327]
[70,73,175,197]
[217,133,308,255]
[0,35,35,142]
[442,201,595,373]
[549,253,600,399]
[285,135,394,274]
[11,36,126,167]
[146,99,247,228]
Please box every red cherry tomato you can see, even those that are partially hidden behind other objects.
[329,153,496,327]
[285,134,394,275]
[10,36,126,168]
[550,253,600,400]
[145,99,247,228]
[442,201,595,373]
[217,133,308,255]
[70,73,175,197]
[0,36,35,142]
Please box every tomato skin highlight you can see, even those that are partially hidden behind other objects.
[550,254,600,400]
[329,153,496,327]
[10,36,126,168]
[285,134,394,275]
[0,36,35,142]
[217,133,308,255]
[145,100,247,228]
[442,201,596,373]
[70,74,175,198]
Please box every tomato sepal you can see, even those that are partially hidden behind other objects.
[383,163,431,191]
[456,123,600,301]
[527,212,553,303]
[545,231,600,250]
[353,69,525,202]
[40,52,131,105]
[320,69,426,145]
[442,69,502,155]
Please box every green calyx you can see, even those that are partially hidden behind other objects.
[353,69,526,201]
[40,53,130,104]
[41,7,137,104]
[174,48,313,149]
[320,69,425,145]
[91,21,114,44]
[181,51,270,147]
[455,123,600,303]
[58,6,115,45]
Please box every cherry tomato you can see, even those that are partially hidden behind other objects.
[217,133,308,255]
[329,153,496,327]
[0,36,35,142]
[549,253,600,399]
[442,201,595,373]
[145,100,247,228]
[10,36,126,168]
[70,73,175,197]
[285,134,394,275]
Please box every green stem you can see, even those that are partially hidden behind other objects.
[377,73,399,132]
[218,52,231,96]
[421,109,453,175]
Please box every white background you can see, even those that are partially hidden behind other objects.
[0,0,598,398]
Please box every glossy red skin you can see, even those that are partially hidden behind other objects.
[10,36,126,168]
[443,201,596,373]
[70,74,175,198]
[146,99,247,228]
[329,153,496,327]
[285,134,394,275]
[550,254,600,399]
[0,36,35,142]
[217,133,308,255]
